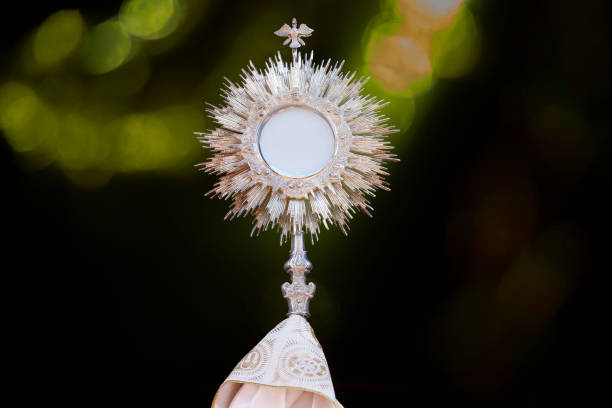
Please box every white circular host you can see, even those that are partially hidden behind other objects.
[258,107,335,178]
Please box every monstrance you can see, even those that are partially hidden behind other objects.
[198,18,398,408]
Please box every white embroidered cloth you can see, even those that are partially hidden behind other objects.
[212,315,343,408]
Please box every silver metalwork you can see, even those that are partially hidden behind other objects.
[282,230,316,317]
[204,20,397,407]
[197,50,398,242]
[274,18,313,62]
[198,19,399,315]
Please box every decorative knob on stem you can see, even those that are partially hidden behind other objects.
[281,230,316,317]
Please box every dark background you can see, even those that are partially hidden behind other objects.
[3,0,609,406]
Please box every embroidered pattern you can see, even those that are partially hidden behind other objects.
[221,315,340,405]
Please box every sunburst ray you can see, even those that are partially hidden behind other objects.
[198,52,398,242]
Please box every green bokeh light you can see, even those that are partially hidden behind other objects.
[156,105,204,170]
[81,20,132,74]
[119,0,182,40]
[3,1,475,186]
[112,106,202,172]
[0,82,59,153]
[57,113,110,170]
[431,6,480,78]
[361,0,402,52]
[33,10,85,70]
[115,113,175,171]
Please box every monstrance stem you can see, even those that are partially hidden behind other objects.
[281,231,316,317]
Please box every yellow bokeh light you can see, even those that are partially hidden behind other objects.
[400,0,463,20]
[364,0,476,96]
[33,10,85,70]
[81,20,132,74]
[57,113,110,170]
[0,82,59,153]
[114,113,175,171]
[156,105,203,168]
[398,0,463,37]
[2,0,479,184]
[369,35,432,93]
[119,0,182,40]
